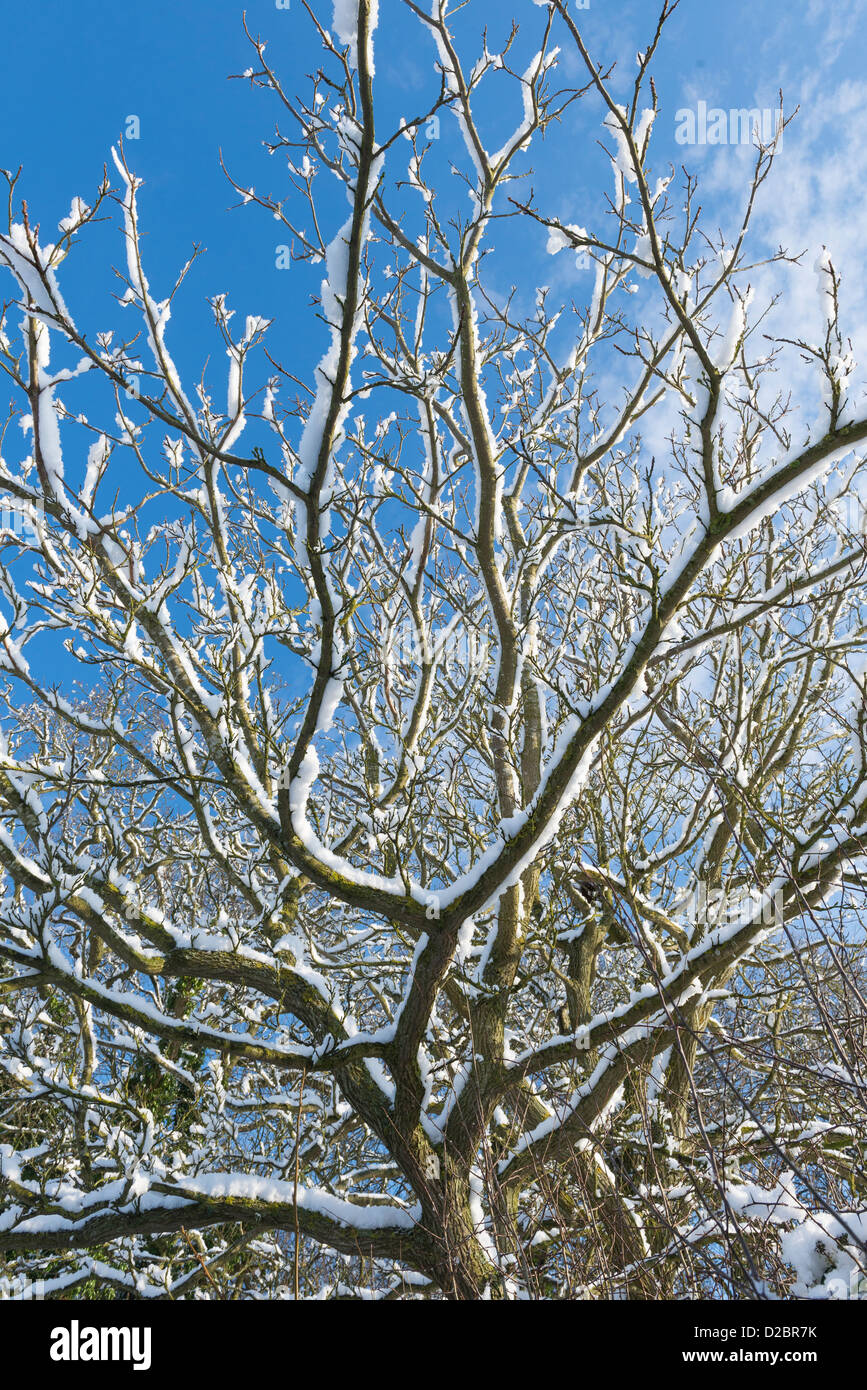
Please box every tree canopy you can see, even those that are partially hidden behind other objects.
[1,0,866,1300]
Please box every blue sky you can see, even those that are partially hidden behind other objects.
[2,0,864,375]
[1,0,866,691]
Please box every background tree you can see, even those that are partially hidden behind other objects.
[1,0,866,1299]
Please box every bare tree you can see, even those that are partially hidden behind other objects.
[1,0,866,1300]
